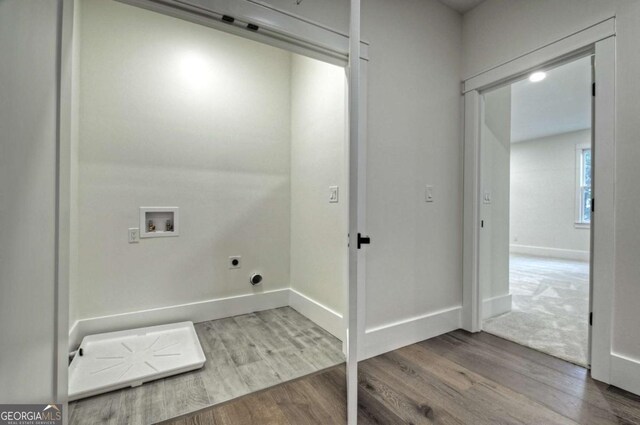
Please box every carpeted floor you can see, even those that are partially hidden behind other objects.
[483,254,590,366]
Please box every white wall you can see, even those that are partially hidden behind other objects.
[463,0,640,393]
[75,0,292,321]
[361,0,463,357]
[0,0,60,403]
[480,86,511,316]
[71,0,348,345]
[290,55,347,317]
[510,130,591,259]
[462,0,616,81]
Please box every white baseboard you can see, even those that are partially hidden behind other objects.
[68,289,290,349]
[611,353,640,396]
[288,289,344,341]
[510,244,589,261]
[483,293,512,319]
[361,306,462,361]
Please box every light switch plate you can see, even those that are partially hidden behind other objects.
[329,186,339,203]
[128,228,140,243]
[425,185,434,203]
[483,191,492,204]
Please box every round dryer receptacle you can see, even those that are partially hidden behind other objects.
[250,273,263,286]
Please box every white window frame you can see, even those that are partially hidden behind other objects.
[575,142,592,228]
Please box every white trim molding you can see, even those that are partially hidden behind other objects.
[57,0,75,406]
[289,289,344,341]
[117,0,369,64]
[68,289,290,349]
[611,354,640,396]
[510,244,590,262]
[68,288,346,351]
[463,18,615,93]
[483,294,512,320]
[590,36,616,384]
[361,307,462,361]
[462,90,482,332]
[347,1,363,423]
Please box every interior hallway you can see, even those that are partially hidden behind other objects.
[167,330,640,425]
[484,254,589,366]
[68,307,344,425]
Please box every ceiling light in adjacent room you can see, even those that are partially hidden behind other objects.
[529,71,546,83]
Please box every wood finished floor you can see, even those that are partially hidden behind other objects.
[68,307,345,425]
[167,330,640,425]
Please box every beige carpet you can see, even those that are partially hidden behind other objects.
[483,254,590,366]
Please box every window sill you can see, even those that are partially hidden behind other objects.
[575,222,591,229]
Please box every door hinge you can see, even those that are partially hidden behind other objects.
[357,233,371,249]
[592,82,596,97]
[590,312,593,326]
[481,220,484,228]
[591,198,595,213]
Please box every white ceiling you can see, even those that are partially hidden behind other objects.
[438,0,485,13]
[511,56,592,143]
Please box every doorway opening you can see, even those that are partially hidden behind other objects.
[66,0,350,422]
[479,56,593,367]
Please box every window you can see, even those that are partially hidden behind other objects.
[576,145,592,226]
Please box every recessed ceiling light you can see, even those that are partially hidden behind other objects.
[529,71,546,82]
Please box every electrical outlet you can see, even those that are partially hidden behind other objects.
[128,228,140,243]
[229,256,241,269]
[329,186,339,203]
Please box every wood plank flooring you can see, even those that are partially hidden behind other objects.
[68,307,345,425]
[165,330,640,425]
[164,366,348,425]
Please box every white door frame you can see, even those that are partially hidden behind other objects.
[461,18,616,383]
[56,1,367,423]
[347,0,364,423]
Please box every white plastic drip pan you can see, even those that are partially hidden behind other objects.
[69,321,206,401]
